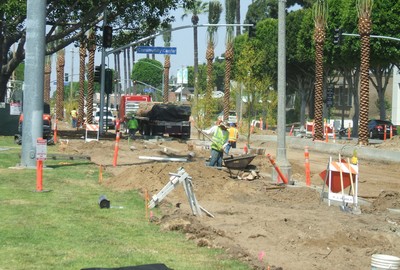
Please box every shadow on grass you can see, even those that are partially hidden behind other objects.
[46,162,93,169]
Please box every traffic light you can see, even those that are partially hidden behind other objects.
[248,22,256,38]
[94,65,101,83]
[104,69,113,95]
[103,25,112,48]
[64,73,69,82]
[333,28,342,45]
[326,85,334,108]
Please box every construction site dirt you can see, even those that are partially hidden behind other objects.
[56,122,400,270]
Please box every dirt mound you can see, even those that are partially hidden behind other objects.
[53,124,400,270]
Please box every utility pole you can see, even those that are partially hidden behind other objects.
[274,0,291,182]
[20,0,46,167]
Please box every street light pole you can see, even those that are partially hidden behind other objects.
[274,0,291,182]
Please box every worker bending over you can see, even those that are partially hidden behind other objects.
[203,121,229,167]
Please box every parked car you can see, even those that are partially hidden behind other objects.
[94,110,116,129]
[368,119,397,139]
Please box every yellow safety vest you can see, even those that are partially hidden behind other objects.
[211,127,228,152]
[228,127,238,142]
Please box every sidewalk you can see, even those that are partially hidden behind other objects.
[250,134,400,163]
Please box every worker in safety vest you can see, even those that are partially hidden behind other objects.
[225,123,239,154]
[70,108,77,128]
[127,115,139,139]
[203,121,229,167]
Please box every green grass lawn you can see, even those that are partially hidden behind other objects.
[0,136,250,270]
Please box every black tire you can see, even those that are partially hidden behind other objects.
[369,130,375,139]
[14,135,22,145]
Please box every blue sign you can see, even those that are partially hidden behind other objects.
[137,46,177,55]
[143,88,154,93]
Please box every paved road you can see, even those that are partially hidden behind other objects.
[251,134,400,163]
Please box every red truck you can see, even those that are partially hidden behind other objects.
[14,103,53,145]
[119,94,152,122]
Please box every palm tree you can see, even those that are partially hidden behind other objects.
[44,53,52,104]
[235,0,241,36]
[312,0,328,141]
[205,0,222,126]
[223,0,236,122]
[78,38,87,128]
[357,0,373,146]
[86,29,96,124]
[162,24,172,103]
[181,0,209,109]
[56,47,65,120]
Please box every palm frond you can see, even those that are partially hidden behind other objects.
[313,0,328,28]
[356,0,373,18]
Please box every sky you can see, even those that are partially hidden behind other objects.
[53,0,251,92]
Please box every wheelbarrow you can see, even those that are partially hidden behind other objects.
[223,154,257,178]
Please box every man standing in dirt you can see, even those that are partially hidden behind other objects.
[203,121,229,167]
[70,108,77,128]
[225,123,239,154]
[127,115,139,139]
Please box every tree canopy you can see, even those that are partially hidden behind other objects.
[0,0,194,101]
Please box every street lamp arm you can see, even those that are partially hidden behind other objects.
[106,23,254,56]
[342,33,400,42]
[134,61,164,71]
[134,80,162,93]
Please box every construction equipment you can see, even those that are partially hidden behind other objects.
[148,167,213,217]
[136,103,191,139]
[223,154,257,178]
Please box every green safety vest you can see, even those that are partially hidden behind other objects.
[211,127,228,152]
[128,119,138,129]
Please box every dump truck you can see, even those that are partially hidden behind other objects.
[119,94,152,121]
[135,103,191,139]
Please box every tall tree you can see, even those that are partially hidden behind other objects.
[86,30,95,125]
[312,0,328,141]
[55,47,65,120]
[181,0,209,112]
[44,53,52,104]
[162,24,172,103]
[235,0,241,35]
[357,0,373,145]
[223,0,236,121]
[0,0,190,102]
[205,0,222,127]
[78,38,86,128]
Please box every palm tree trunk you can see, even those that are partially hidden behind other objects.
[357,0,373,145]
[56,49,65,120]
[86,31,95,124]
[44,55,51,104]
[223,43,233,121]
[313,28,325,141]
[78,40,86,128]
[358,26,371,144]
[235,0,241,36]
[193,24,199,108]
[205,43,214,127]
[164,55,170,103]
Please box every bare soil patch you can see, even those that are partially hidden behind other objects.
[57,121,400,269]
